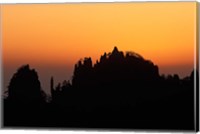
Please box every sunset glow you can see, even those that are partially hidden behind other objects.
[1,2,197,93]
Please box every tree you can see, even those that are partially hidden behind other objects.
[7,64,45,104]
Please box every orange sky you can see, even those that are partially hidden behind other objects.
[1,2,197,94]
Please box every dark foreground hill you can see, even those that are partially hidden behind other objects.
[3,47,198,131]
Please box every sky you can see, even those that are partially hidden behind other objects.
[1,2,197,94]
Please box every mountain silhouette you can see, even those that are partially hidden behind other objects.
[3,47,198,131]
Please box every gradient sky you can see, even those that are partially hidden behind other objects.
[1,2,197,94]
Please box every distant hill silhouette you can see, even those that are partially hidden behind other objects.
[3,47,198,131]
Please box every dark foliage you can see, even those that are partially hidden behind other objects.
[4,65,46,126]
[7,65,45,103]
[3,47,198,131]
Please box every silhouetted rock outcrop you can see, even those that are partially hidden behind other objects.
[3,47,197,131]
[48,47,196,130]
[72,46,159,88]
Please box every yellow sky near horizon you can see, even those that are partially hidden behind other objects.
[1,2,197,84]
